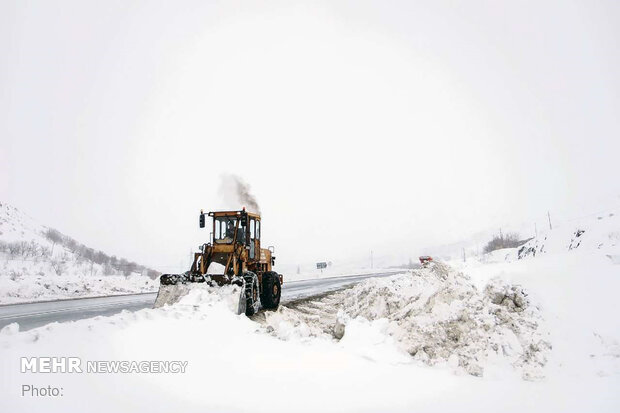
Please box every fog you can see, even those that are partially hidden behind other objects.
[2,1,619,273]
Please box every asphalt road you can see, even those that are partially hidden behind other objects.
[0,271,403,331]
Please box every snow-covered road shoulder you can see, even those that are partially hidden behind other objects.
[0,273,158,305]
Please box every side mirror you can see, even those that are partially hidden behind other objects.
[199,213,205,228]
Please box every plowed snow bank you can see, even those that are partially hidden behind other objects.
[265,262,550,379]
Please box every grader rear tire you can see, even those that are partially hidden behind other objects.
[260,271,281,310]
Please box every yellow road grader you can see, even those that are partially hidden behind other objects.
[154,208,283,316]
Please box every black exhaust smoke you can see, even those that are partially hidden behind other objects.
[218,174,261,214]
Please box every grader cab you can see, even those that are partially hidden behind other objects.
[154,208,283,316]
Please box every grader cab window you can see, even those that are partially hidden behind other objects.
[214,217,240,244]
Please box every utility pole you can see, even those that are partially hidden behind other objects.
[547,211,553,230]
[462,247,466,263]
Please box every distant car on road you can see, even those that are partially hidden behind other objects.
[419,256,433,268]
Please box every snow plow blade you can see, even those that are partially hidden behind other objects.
[153,273,246,315]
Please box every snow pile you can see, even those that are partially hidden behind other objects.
[265,263,550,379]
[176,284,242,309]
[450,250,620,378]
[156,282,244,313]
[342,264,550,379]
[446,207,620,382]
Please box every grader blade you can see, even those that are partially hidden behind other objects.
[153,273,247,315]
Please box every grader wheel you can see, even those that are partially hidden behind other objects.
[260,271,281,310]
[243,272,260,316]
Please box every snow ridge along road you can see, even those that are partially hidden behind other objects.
[0,271,403,331]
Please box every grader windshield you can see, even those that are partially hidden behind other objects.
[214,216,245,244]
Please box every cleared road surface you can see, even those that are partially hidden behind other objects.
[0,271,403,331]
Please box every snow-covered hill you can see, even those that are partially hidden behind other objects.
[424,205,620,265]
[443,207,620,268]
[0,202,158,304]
[516,210,619,262]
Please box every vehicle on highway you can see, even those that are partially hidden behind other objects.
[155,208,283,315]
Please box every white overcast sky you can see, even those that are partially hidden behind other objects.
[1,1,619,273]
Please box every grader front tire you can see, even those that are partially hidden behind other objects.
[243,272,260,316]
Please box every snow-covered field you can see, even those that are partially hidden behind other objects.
[0,208,618,412]
[0,202,157,304]
[1,258,618,410]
